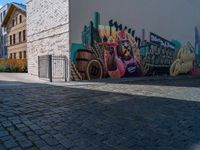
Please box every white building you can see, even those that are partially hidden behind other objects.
[27,0,69,78]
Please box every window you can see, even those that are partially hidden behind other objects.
[10,35,12,45]
[14,53,16,59]
[3,11,6,17]
[3,35,6,44]
[12,19,15,27]
[16,17,18,25]
[19,52,22,59]
[13,34,16,44]
[19,32,21,43]
[10,53,12,59]
[0,13,2,22]
[23,30,26,41]
[19,15,22,23]
[23,51,26,59]
[4,47,7,56]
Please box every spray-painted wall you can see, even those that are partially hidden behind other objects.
[70,0,200,80]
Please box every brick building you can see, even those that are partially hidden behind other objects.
[27,0,69,77]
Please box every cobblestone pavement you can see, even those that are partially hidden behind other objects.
[0,77,200,150]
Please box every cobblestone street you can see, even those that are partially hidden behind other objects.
[0,76,200,150]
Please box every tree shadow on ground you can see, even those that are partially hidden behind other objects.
[0,80,200,150]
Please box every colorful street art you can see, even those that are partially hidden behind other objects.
[70,12,199,80]
[141,33,175,76]
[170,42,195,76]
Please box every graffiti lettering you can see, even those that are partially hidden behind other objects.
[150,32,175,50]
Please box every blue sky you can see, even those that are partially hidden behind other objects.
[0,0,25,8]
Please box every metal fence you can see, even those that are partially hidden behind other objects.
[38,55,68,82]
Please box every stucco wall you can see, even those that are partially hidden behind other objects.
[27,0,69,76]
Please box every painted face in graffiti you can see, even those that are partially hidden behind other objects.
[117,40,133,60]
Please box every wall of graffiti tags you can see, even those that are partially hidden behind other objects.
[70,1,200,81]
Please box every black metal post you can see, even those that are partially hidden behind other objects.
[38,56,40,78]
[64,56,67,82]
[48,55,52,82]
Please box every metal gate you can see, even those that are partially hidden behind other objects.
[38,55,68,82]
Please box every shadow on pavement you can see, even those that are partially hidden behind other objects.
[82,75,200,88]
[0,80,200,150]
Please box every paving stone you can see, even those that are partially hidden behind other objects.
[39,146,53,150]
[19,127,30,133]
[26,146,39,150]
[34,129,46,135]
[0,145,5,150]
[0,135,14,142]
[25,131,35,136]
[28,134,41,141]
[15,135,27,143]
[18,139,33,149]
[51,144,66,150]
[0,131,9,138]
[15,124,26,129]
[2,121,12,128]
[11,119,21,124]
[11,130,23,138]
[29,125,41,130]
[22,120,33,125]
[10,147,23,150]
[0,77,200,149]
[32,140,46,148]
[3,139,18,149]
[41,134,59,146]
[59,139,72,148]
[7,126,16,132]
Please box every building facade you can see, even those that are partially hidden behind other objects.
[27,0,200,81]
[27,0,69,76]
[2,3,27,59]
[0,4,10,58]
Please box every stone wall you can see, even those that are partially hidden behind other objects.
[27,0,69,78]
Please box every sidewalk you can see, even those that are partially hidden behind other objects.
[0,73,44,83]
[0,72,199,87]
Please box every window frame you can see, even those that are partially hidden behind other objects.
[19,31,22,43]
[10,35,12,45]
[23,30,26,41]
[19,15,22,23]
[13,34,16,44]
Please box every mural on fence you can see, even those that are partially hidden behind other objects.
[70,12,198,81]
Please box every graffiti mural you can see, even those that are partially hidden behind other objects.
[170,42,195,76]
[140,32,175,76]
[70,12,199,80]
[102,28,143,78]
